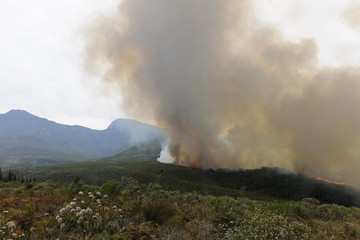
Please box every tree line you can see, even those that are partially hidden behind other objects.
[0,167,36,183]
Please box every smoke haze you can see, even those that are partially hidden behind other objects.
[343,1,360,32]
[84,0,360,186]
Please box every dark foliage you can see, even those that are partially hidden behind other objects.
[204,167,360,207]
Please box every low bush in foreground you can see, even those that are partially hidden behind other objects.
[0,179,359,239]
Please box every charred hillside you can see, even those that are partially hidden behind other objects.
[204,167,360,207]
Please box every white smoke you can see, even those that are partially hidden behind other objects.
[157,142,175,164]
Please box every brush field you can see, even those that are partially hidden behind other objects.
[1,141,359,239]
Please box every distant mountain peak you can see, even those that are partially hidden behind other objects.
[108,118,144,129]
[6,109,32,115]
[2,109,51,123]
[108,118,164,144]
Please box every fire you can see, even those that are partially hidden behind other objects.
[316,176,352,186]
[175,159,201,168]
[176,163,191,168]
[176,163,201,168]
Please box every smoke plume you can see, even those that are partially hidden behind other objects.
[343,1,360,32]
[84,0,360,186]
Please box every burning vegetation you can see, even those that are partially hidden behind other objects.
[316,176,353,186]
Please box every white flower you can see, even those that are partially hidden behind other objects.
[81,200,85,204]
[65,205,71,211]
[112,206,117,210]
[60,223,65,229]
[70,209,76,213]
[11,233,17,237]
[45,213,50,217]
[59,208,66,215]
[88,192,92,195]
[55,215,60,220]
[6,221,16,229]
[96,192,101,196]
[86,207,93,214]
[2,211,8,214]
[57,217,63,224]
[103,195,108,199]
[73,198,77,201]
[79,191,83,195]
[70,202,76,206]
[76,207,81,211]
[96,199,101,203]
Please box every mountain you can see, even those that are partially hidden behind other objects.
[0,110,164,169]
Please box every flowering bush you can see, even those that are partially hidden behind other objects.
[42,190,126,239]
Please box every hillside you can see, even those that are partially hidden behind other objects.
[12,141,360,207]
[0,110,164,169]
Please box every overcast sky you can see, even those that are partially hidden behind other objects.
[0,0,359,129]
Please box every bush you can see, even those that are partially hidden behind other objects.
[101,181,120,197]
[142,199,176,224]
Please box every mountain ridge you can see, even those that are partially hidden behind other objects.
[0,109,164,169]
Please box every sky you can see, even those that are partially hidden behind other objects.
[0,0,359,130]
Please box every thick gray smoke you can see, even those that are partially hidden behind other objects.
[84,0,360,186]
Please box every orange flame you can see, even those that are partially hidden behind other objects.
[175,159,201,168]
[316,176,352,186]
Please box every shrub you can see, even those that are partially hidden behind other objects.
[101,181,120,197]
[142,199,176,224]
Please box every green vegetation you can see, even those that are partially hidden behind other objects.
[10,141,277,202]
[0,179,359,239]
[1,141,359,239]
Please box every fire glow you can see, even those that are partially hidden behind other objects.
[316,176,352,186]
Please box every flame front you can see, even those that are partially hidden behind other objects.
[316,176,352,186]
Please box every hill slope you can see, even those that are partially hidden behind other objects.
[0,110,164,169]
[13,141,360,207]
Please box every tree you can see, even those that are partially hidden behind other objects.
[73,176,80,184]
[7,169,13,182]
